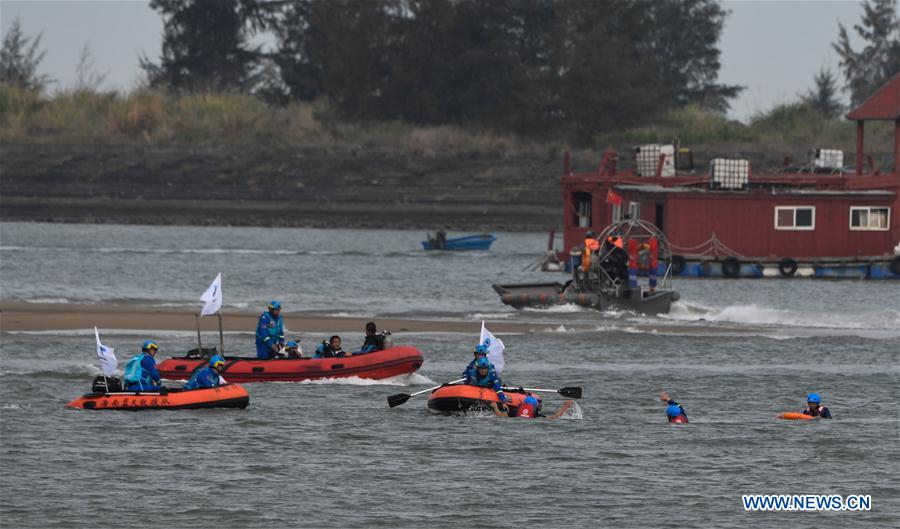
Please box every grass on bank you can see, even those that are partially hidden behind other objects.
[1,84,894,165]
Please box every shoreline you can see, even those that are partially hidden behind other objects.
[0,300,732,335]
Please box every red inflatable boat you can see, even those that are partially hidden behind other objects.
[427,384,531,414]
[157,346,423,383]
[66,383,249,410]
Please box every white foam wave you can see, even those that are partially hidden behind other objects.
[467,313,513,320]
[23,297,71,304]
[664,301,900,331]
[523,304,589,313]
[295,372,435,386]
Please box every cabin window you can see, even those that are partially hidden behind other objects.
[611,203,623,222]
[571,192,592,228]
[850,206,889,230]
[774,206,815,230]
[628,201,640,220]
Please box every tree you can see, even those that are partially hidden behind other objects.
[73,42,108,92]
[0,17,53,92]
[140,0,273,93]
[832,0,900,106]
[803,67,842,118]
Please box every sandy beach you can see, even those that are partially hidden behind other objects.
[0,300,585,334]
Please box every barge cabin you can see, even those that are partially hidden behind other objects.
[560,73,900,279]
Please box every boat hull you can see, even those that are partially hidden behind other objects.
[157,346,424,383]
[427,384,530,414]
[65,383,249,410]
[492,282,677,315]
[421,234,497,251]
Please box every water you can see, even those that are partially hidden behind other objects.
[1,222,899,528]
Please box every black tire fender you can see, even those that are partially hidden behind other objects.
[778,257,798,277]
[671,254,686,275]
[889,256,900,276]
[722,256,742,278]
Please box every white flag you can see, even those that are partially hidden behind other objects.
[200,273,223,316]
[480,321,505,374]
[94,326,117,376]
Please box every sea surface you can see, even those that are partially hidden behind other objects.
[1,222,899,528]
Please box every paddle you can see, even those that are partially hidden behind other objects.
[501,386,582,399]
[387,378,465,408]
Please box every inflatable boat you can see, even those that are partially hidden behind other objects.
[66,383,249,410]
[426,384,531,414]
[157,346,423,383]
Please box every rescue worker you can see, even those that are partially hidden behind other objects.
[491,394,575,419]
[359,322,385,353]
[315,336,346,358]
[285,340,303,358]
[800,392,832,418]
[659,391,689,423]
[123,340,163,391]
[183,355,225,390]
[466,357,508,404]
[581,230,601,286]
[461,344,489,379]
[602,234,629,282]
[256,301,285,359]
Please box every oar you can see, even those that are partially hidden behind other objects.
[387,378,465,408]
[501,386,582,399]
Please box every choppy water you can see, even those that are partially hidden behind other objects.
[1,222,899,528]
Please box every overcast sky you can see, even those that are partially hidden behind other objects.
[0,0,869,122]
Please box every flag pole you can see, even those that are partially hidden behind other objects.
[195,314,203,355]
[218,310,225,356]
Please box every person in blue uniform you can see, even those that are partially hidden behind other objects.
[461,344,489,379]
[123,340,163,391]
[660,391,688,423]
[800,393,832,418]
[183,355,226,390]
[466,357,508,404]
[256,301,285,359]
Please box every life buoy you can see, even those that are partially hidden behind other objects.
[671,255,686,274]
[778,257,798,277]
[890,256,900,276]
[722,257,741,278]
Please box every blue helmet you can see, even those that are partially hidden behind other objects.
[524,396,538,407]
[807,393,821,404]
[666,404,683,417]
[209,354,225,369]
[475,357,491,369]
[268,300,282,311]
[287,341,298,348]
[141,340,159,352]
[473,344,488,356]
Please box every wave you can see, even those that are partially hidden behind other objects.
[662,300,900,331]
[292,372,435,386]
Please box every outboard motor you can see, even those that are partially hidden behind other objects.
[92,376,122,393]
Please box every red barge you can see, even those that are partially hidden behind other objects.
[157,346,424,383]
[554,74,900,279]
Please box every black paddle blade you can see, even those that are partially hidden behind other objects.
[558,387,582,399]
[387,393,411,408]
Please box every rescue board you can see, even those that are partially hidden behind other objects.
[777,412,816,420]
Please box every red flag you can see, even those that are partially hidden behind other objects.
[606,188,623,205]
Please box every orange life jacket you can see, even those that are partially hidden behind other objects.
[582,238,600,269]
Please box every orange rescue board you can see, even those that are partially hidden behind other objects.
[777,412,816,420]
[66,383,249,410]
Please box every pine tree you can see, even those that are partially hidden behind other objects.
[803,67,843,118]
[140,0,272,93]
[832,0,900,106]
[0,17,53,92]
